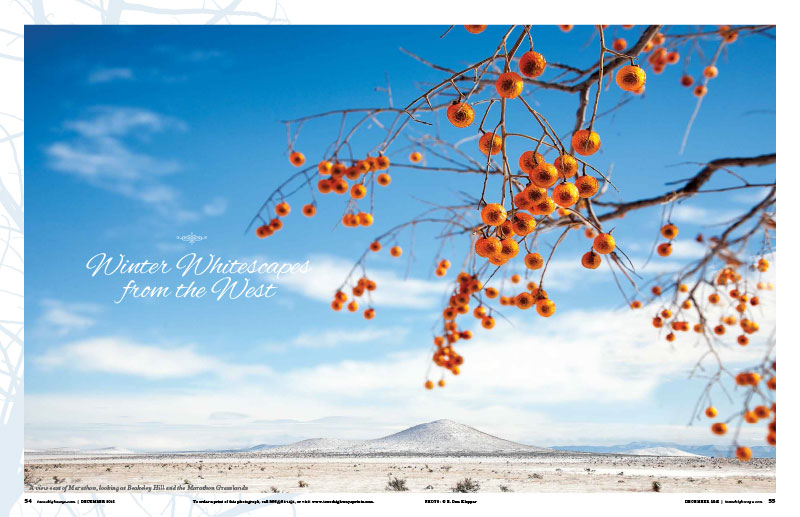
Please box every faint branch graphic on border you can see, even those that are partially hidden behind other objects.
[1,1,290,514]
[7,0,289,26]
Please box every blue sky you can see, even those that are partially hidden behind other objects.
[24,25,776,451]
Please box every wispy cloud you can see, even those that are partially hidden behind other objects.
[87,67,134,84]
[202,197,228,216]
[669,204,741,226]
[263,326,410,353]
[35,337,271,380]
[153,45,226,63]
[46,106,224,223]
[37,299,101,337]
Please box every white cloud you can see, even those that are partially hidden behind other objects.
[46,106,222,223]
[669,205,741,226]
[35,337,271,380]
[37,299,101,337]
[278,254,447,309]
[202,197,228,216]
[87,67,134,84]
[64,106,185,139]
[264,326,410,353]
[153,45,225,63]
[26,297,774,451]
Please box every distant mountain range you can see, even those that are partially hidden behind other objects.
[551,442,776,458]
[256,419,551,455]
[25,421,776,458]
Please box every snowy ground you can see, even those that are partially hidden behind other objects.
[24,453,775,493]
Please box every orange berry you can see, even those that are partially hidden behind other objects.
[694,85,708,97]
[369,241,381,252]
[680,75,694,87]
[317,178,333,194]
[332,179,349,195]
[656,242,672,257]
[515,292,534,309]
[447,102,475,128]
[438,379,446,388]
[479,132,503,155]
[425,380,434,390]
[575,176,599,198]
[703,65,718,79]
[661,224,678,239]
[612,38,627,51]
[571,129,601,156]
[376,173,391,186]
[480,203,507,226]
[275,201,291,216]
[518,151,545,174]
[498,238,520,260]
[363,308,375,320]
[511,212,537,235]
[409,151,423,163]
[521,184,547,205]
[529,163,559,189]
[518,51,546,78]
[299,204,315,217]
[553,182,580,207]
[592,233,616,254]
[350,184,366,199]
[531,196,556,216]
[711,422,727,435]
[581,251,602,269]
[358,212,374,227]
[720,27,738,43]
[559,25,573,32]
[475,236,502,258]
[616,65,646,92]
[495,71,524,99]
[255,224,272,238]
[481,316,495,329]
[464,25,487,34]
[705,406,717,418]
[554,154,578,179]
[666,51,679,64]
[524,252,544,270]
[754,405,770,419]
[289,151,305,166]
[390,246,402,257]
[375,156,390,170]
[630,300,642,309]
[536,298,556,317]
[735,446,752,462]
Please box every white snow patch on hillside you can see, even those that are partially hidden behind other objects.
[624,447,703,457]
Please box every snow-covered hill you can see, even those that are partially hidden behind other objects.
[264,419,550,455]
[625,447,702,457]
